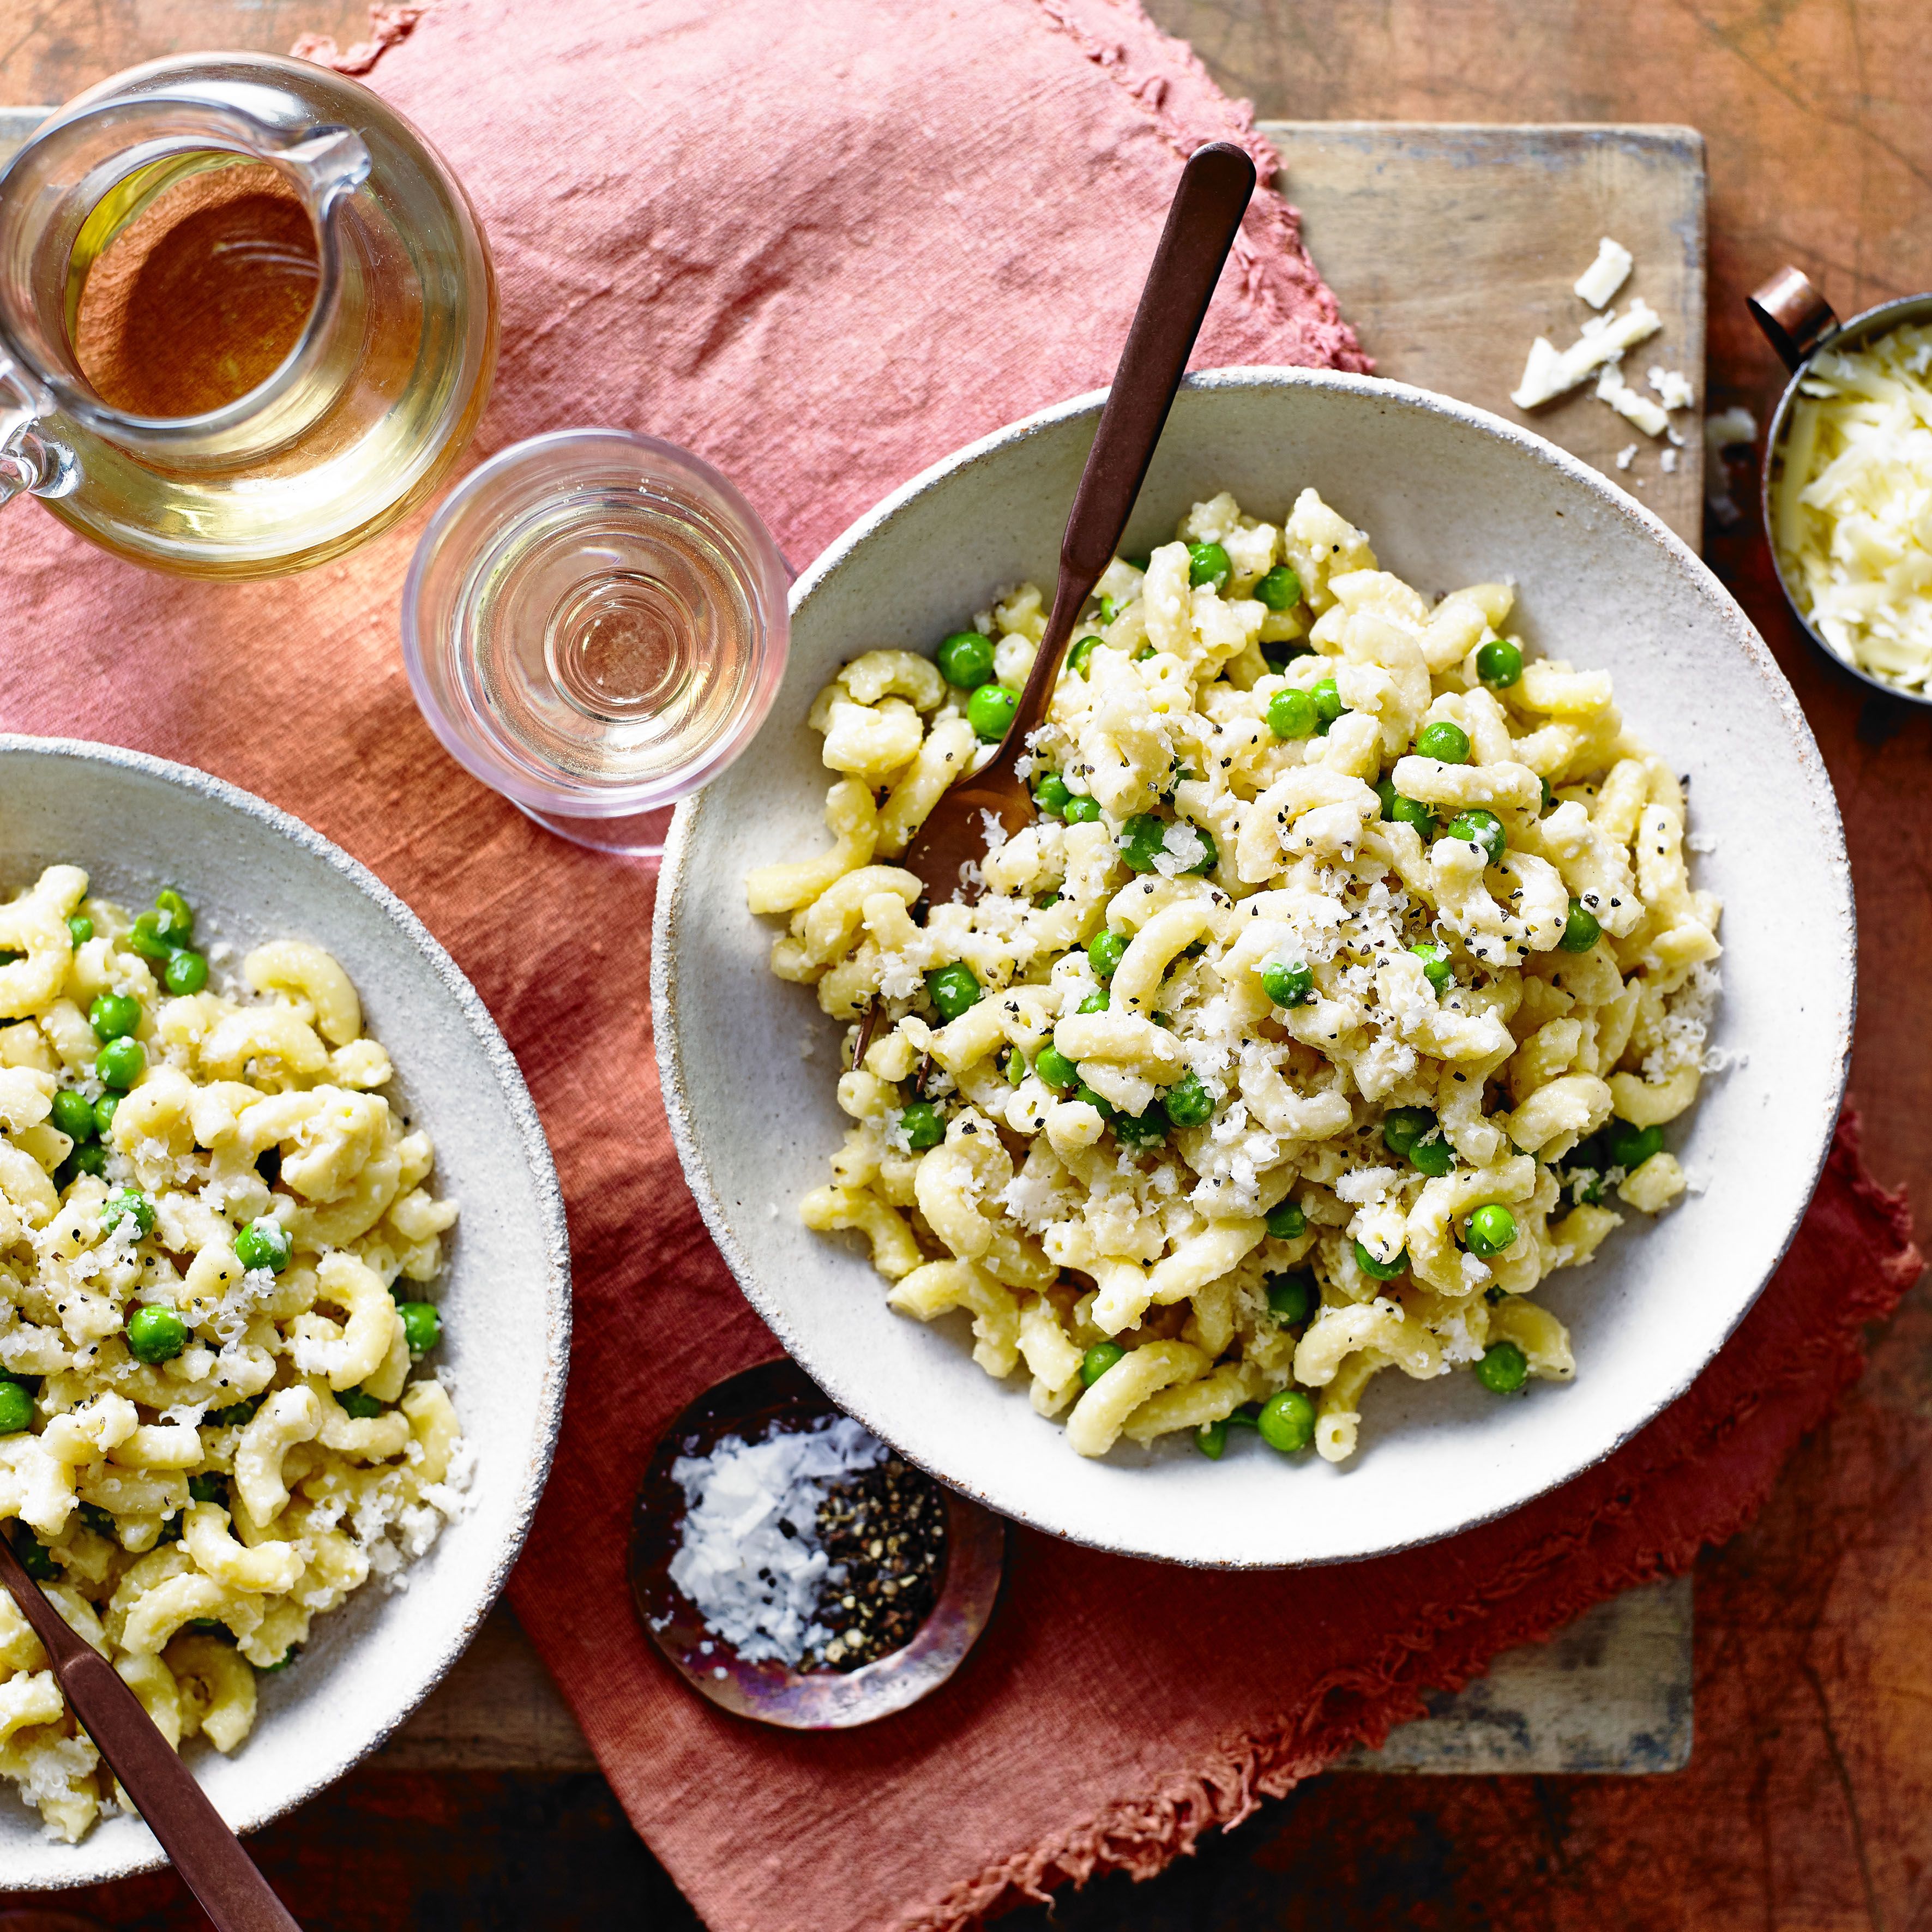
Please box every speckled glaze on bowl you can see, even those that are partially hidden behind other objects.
[0,738,569,1886]
[654,369,1853,1571]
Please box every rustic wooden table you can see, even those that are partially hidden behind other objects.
[2,3,1928,1927]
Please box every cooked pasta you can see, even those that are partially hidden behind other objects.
[750,489,1720,1470]
[0,871,464,1839]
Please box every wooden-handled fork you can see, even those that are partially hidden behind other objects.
[901,139,1256,901]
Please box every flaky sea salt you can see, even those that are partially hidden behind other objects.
[667,1417,887,1667]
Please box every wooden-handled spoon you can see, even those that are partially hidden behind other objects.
[0,1533,302,1931]
[902,139,1256,900]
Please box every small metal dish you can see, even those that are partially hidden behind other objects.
[629,1359,1005,1730]
[1749,266,1932,708]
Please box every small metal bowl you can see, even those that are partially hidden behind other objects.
[1749,266,1932,708]
[629,1359,1005,1730]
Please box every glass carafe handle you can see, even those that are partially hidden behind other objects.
[0,354,75,508]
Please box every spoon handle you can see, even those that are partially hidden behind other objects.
[0,1536,301,1932]
[1001,140,1256,766]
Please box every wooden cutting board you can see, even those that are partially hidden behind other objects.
[0,109,1702,1778]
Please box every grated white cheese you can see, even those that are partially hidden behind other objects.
[1512,299,1664,410]
[1647,364,1696,411]
[1615,442,1639,472]
[1596,363,1670,437]
[667,1417,886,1668]
[1573,237,1634,309]
[1771,321,1932,692]
[1662,448,1679,473]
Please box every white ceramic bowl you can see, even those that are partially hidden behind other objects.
[0,737,569,1886]
[655,369,1853,1570]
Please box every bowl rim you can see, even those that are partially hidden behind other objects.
[0,732,572,1879]
[653,363,1855,1569]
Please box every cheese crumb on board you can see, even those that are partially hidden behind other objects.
[1574,237,1634,309]
[1772,322,1932,693]
[1662,448,1679,473]
[1512,299,1664,408]
[1647,365,1696,411]
[1615,443,1639,471]
[1597,363,1671,436]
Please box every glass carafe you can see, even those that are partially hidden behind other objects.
[0,54,497,578]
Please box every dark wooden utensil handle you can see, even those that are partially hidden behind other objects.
[0,1534,301,1932]
[1001,140,1256,775]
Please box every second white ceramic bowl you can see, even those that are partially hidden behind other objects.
[0,738,569,1884]
[655,369,1852,1569]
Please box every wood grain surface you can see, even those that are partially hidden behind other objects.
[0,2,1927,1927]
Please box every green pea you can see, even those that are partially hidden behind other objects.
[1133,643,1156,663]
[1353,1240,1408,1281]
[152,889,195,947]
[1446,808,1506,866]
[209,1395,263,1429]
[1605,1118,1665,1171]
[966,683,1020,743]
[129,911,173,961]
[1034,891,1062,910]
[1310,678,1343,731]
[1033,1046,1079,1094]
[164,949,208,995]
[1415,720,1472,764]
[1087,930,1128,980]
[1558,901,1602,953]
[1476,1340,1528,1394]
[1410,942,1453,994]
[126,1304,188,1364]
[898,1101,946,1151]
[234,1220,293,1274]
[1375,779,1436,835]
[1196,1418,1227,1459]
[1006,1049,1027,1087]
[12,1533,55,1580]
[188,1473,227,1506]
[1257,1388,1317,1453]
[78,1502,119,1543]
[70,1143,108,1179]
[1033,772,1072,817]
[93,1093,119,1135]
[1267,688,1316,740]
[1073,1084,1116,1122]
[1113,1104,1169,1150]
[936,630,996,690]
[1466,1203,1519,1259]
[51,1090,96,1142]
[925,963,982,1021]
[1265,1200,1307,1241]
[397,1302,441,1356]
[1225,1404,1262,1431]
[1260,958,1314,1008]
[0,1382,31,1435]
[66,914,92,950]
[1118,814,1167,874]
[1163,1072,1214,1127]
[1062,794,1103,824]
[1409,1132,1453,1178]
[336,1388,384,1420]
[1187,541,1231,590]
[97,1037,145,1090]
[1539,776,1554,814]
[1096,597,1120,627]
[1477,637,1524,688]
[1080,1341,1126,1387]
[184,1618,233,1640]
[262,1647,299,1672]
[1185,826,1218,875]
[1254,564,1302,611]
[1266,1272,1315,1326]
[1068,635,1101,678]
[100,1189,155,1237]
[1124,554,1151,573]
[1076,988,1109,1015]
[1382,1107,1433,1159]
[88,992,141,1043]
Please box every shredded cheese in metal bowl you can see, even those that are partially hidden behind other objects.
[1772,321,1932,694]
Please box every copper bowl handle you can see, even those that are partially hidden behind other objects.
[1748,267,1839,371]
